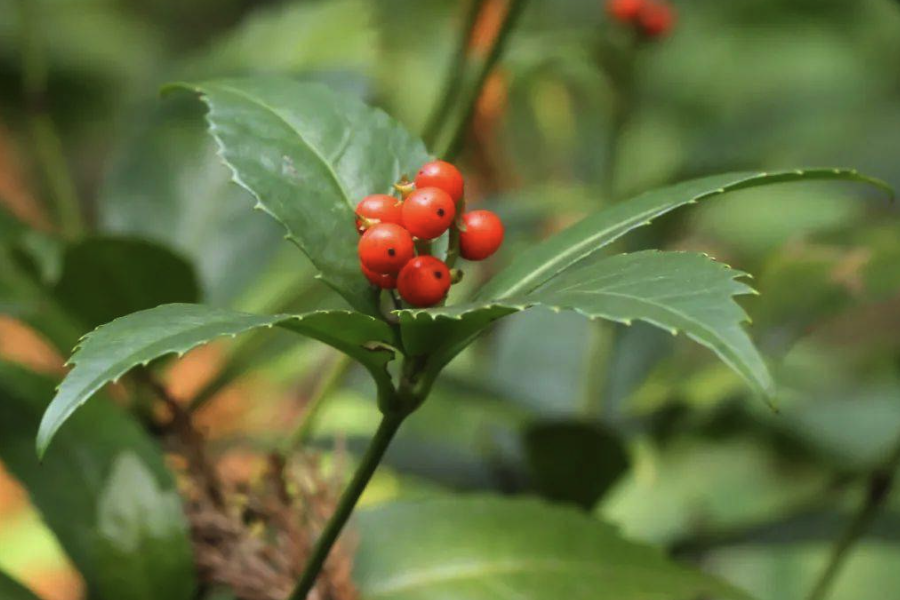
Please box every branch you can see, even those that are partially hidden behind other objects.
[435,0,532,160]
[806,433,900,600]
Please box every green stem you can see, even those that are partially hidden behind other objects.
[805,433,900,600]
[17,0,84,239]
[287,412,406,600]
[422,0,487,147]
[437,0,532,160]
[282,354,353,452]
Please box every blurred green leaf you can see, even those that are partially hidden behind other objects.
[184,0,376,77]
[53,237,200,330]
[524,420,629,508]
[0,362,196,600]
[0,570,41,600]
[168,78,431,314]
[476,170,889,301]
[37,304,398,456]
[354,496,752,600]
[599,436,829,545]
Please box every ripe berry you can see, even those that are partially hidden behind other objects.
[397,256,452,308]
[402,187,456,240]
[414,160,464,203]
[638,1,675,37]
[355,194,403,233]
[459,210,504,261]
[361,262,397,289]
[358,223,414,274]
[607,0,644,22]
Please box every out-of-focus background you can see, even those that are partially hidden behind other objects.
[2,1,900,599]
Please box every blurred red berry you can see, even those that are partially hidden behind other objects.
[361,262,397,289]
[459,210,504,261]
[402,187,456,240]
[414,160,465,203]
[606,0,644,22]
[358,223,414,274]
[397,256,452,307]
[355,194,403,233]
[638,0,675,37]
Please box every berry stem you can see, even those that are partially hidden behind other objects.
[287,410,407,600]
[445,197,466,269]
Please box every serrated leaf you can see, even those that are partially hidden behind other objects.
[476,169,891,301]
[402,251,772,398]
[167,78,431,315]
[354,496,752,600]
[0,570,41,600]
[54,236,200,330]
[0,363,196,600]
[37,304,398,457]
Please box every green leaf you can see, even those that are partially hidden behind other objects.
[476,169,891,301]
[97,98,287,307]
[402,251,772,398]
[0,570,41,600]
[167,78,431,314]
[354,496,752,600]
[37,303,398,457]
[0,363,196,600]
[54,237,200,330]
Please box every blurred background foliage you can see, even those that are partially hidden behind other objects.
[1,0,900,599]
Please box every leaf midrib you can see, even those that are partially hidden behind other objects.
[209,82,355,212]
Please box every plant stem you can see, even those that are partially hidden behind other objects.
[422,0,487,147]
[17,0,84,239]
[437,0,532,160]
[287,412,406,600]
[282,354,353,452]
[805,433,900,600]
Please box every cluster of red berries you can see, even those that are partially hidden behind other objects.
[356,160,504,308]
[606,0,675,38]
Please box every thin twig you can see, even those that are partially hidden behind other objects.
[806,433,900,600]
[422,0,488,147]
[437,0,532,160]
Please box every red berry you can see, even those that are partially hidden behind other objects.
[397,256,452,308]
[414,160,464,203]
[361,262,397,289]
[459,210,504,261]
[638,1,675,37]
[358,223,415,274]
[402,187,456,240]
[355,194,403,234]
[607,0,644,22]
